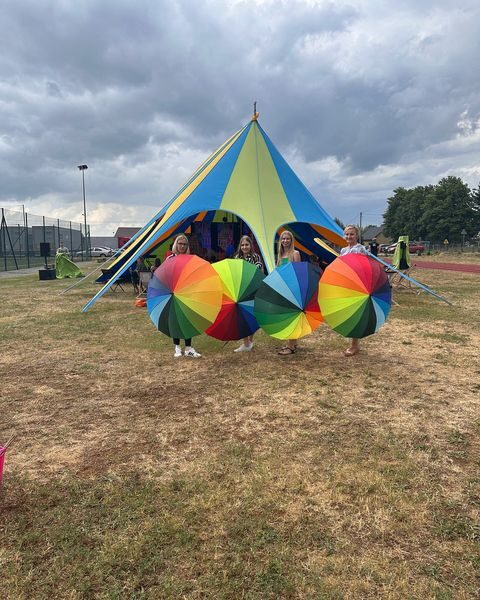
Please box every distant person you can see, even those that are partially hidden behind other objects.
[56,243,69,256]
[309,254,324,277]
[369,238,379,257]
[150,257,161,276]
[130,260,140,294]
[233,235,264,353]
[131,256,149,294]
[340,225,367,357]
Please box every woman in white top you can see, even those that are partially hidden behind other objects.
[168,234,202,358]
[340,225,367,356]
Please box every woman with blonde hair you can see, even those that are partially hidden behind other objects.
[276,230,301,355]
[276,230,300,266]
[168,234,201,358]
[233,235,264,352]
[340,224,367,356]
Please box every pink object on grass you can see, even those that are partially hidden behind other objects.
[0,446,5,484]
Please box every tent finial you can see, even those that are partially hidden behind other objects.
[252,101,259,121]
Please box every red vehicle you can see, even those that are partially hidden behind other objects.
[386,241,425,256]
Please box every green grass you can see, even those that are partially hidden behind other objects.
[1,267,480,598]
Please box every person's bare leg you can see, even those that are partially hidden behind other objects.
[344,338,360,356]
[278,339,296,355]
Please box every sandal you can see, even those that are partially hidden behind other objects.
[343,347,359,357]
[278,347,296,355]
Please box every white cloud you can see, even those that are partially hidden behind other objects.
[1,0,480,233]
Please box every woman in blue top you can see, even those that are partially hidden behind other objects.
[276,231,300,355]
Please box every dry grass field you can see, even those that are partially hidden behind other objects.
[0,264,479,599]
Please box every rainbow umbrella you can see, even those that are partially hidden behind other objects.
[205,259,265,341]
[318,254,391,338]
[147,254,223,339]
[254,262,323,339]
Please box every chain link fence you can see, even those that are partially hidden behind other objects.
[0,208,91,271]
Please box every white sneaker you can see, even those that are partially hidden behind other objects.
[234,343,253,352]
[174,347,183,358]
[185,348,201,358]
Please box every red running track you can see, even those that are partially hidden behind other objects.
[411,260,480,274]
[382,257,480,273]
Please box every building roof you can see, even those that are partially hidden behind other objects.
[363,225,384,240]
[114,227,141,239]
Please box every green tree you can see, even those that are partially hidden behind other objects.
[384,186,432,241]
[420,177,475,242]
[470,183,480,235]
[383,187,405,240]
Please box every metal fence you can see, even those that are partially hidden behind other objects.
[426,242,480,254]
[0,208,91,272]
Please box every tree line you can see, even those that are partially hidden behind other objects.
[383,176,480,243]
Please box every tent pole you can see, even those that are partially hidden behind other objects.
[367,251,452,305]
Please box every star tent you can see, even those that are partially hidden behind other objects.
[84,113,344,312]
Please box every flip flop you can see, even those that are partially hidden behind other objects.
[278,347,296,355]
[343,347,359,357]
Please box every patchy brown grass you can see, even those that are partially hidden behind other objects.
[0,267,479,599]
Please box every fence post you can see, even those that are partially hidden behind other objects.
[1,208,7,271]
[26,213,30,268]
[80,223,84,261]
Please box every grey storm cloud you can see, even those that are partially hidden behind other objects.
[1,0,480,231]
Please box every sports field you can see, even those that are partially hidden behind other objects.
[1,265,479,599]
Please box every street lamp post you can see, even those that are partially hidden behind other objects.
[77,165,88,259]
[461,228,467,251]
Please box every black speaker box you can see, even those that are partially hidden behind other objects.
[40,242,51,257]
[39,268,56,280]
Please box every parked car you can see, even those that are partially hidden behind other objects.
[386,242,425,256]
[75,246,115,258]
[378,243,390,254]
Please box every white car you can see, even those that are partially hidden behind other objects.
[76,246,115,258]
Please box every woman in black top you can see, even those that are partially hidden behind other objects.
[233,235,263,352]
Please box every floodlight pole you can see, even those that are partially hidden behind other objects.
[78,164,88,259]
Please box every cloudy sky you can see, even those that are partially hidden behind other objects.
[2,0,480,235]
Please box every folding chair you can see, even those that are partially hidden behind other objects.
[100,269,129,293]
[137,271,151,297]
[388,236,418,293]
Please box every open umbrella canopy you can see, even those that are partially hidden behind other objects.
[318,254,391,338]
[147,254,223,339]
[205,258,265,341]
[254,262,323,340]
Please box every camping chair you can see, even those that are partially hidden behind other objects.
[388,236,418,293]
[138,270,151,297]
[100,269,130,293]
